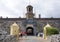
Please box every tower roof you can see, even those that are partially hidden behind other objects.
[26,5,33,8]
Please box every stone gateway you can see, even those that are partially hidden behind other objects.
[0,5,60,35]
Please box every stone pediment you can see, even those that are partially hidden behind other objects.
[26,24,33,28]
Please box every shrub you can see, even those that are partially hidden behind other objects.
[46,27,59,36]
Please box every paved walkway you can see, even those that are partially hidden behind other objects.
[18,36,50,42]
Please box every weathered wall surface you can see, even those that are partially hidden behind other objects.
[0,18,60,34]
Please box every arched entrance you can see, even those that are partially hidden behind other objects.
[26,27,34,35]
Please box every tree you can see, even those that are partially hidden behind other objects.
[46,27,59,36]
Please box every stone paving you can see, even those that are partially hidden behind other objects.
[18,36,50,42]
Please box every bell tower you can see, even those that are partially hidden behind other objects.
[27,5,33,13]
[26,5,34,19]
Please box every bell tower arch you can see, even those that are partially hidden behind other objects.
[27,5,33,13]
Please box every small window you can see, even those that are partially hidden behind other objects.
[29,8,31,11]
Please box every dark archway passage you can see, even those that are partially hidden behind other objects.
[26,27,34,35]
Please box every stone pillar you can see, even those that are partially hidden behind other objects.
[43,23,51,40]
[43,27,47,39]
[39,14,41,18]
[10,22,19,40]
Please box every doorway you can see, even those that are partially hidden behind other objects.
[26,27,34,35]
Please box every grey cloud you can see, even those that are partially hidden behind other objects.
[0,0,60,18]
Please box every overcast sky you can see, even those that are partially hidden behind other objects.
[0,0,60,18]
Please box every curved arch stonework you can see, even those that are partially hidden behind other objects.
[26,27,34,35]
[26,24,34,35]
